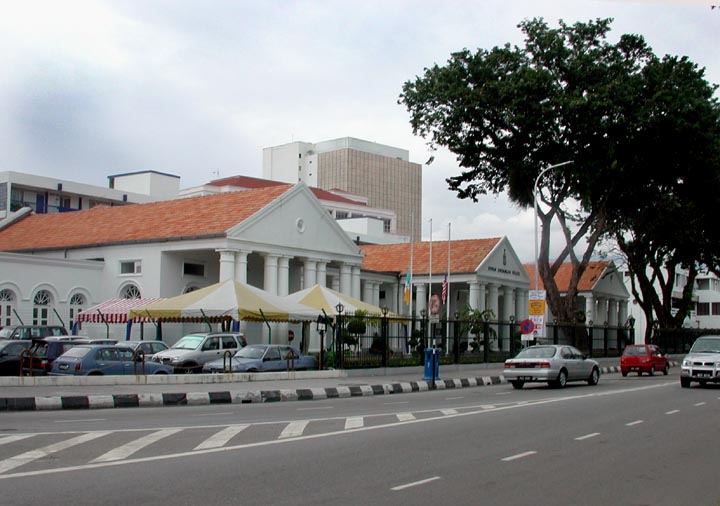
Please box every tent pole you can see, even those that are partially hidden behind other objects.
[200,309,212,332]
[259,309,271,344]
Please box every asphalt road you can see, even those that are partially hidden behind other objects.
[1,370,718,506]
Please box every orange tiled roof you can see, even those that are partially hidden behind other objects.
[0,185,292,252]
[360,238,502,275]
[523,261,611,291]
[208,175,364,206]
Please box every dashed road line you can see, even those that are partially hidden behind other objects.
[344,416,364,430]
[396,412,416,422]
[694,402,706,407]
[194,425,249,450]
[574,433,600,441]
[391,476,441,491]
[441,409,458,415]
[666,409,679,415]
[626,420,644,427]
[92,429,182,462]
[502,451,537,462]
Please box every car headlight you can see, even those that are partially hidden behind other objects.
[682,359,692,367]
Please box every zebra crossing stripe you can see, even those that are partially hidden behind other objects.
[396,412,415,421]
[441,409,458,415]
[0,431,110,474]
[92,429,182,463]
[0,435,34,446]
[194,425,249,450]
[279,421,309,439]
[344,416,364,429]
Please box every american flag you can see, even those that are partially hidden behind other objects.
[441,275,448,304]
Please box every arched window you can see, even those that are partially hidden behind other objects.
[69,293,86,330]
[33,290,52,325]
[121,284,141,299]
[0,289,15,327]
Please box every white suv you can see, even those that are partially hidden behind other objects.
[152,332,247,373]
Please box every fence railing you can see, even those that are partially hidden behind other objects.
[328,314,635,370]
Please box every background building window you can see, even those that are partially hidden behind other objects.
[183,262,205,277]
[32,290,51,325]
[69,293,86,330]
[0,289,14,326]
[120,260,142,274]
[121,284,141,299]
[696,302,710,316]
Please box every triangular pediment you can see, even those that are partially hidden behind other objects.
[226,183,363,259]
[476,236,531,285]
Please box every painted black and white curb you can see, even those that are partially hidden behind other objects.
[0,365,631,412]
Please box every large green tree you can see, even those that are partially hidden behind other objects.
[400,17,720,330]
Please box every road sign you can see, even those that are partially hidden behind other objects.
[520,319,535,335]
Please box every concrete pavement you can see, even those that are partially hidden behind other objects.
[0,357,651,412]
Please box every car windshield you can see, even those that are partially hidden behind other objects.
[623,346,647,356]
[0,328,15,338]
[515,346,557,359]
[234,346,266,359]
[60,347,92,358]
[172,335,205,350]
[690,338,720,354]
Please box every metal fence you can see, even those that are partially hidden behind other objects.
[326,314,635,370]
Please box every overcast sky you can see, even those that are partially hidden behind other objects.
[1,0,717,262]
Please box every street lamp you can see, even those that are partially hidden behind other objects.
[534,161,573,291]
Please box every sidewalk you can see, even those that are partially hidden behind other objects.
[0,359,633,412]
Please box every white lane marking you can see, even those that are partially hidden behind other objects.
[502,451,537,462]
[441,409,458,415]
[92,429,182,463]
[0,381,678,480]
[666,410,680,415]
[445,396,464,401]
[191,412,234,417]
[0,435,35,446]
[297,406,333,411]
[481,405,496,409]
[383,401,409,405]
[626,420,644,427]
[391,476,441,491]
[575,433,600,441]
[194,425,249,450]
[396,412,415,422]
[0,432,110,474]
[495,392,512,396]
[694,402,706,407]
[279,421,309,439]
[344,416,364,430]
[54,419,106,423]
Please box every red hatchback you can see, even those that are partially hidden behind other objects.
[621,344,669,376]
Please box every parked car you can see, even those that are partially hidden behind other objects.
[680,335,720,388]
[20,336,114,375]
[502,344,600,389]
[116,340,169,359]
[50,344,174,376]
[203,344,317,373]
[0,325,68,340]
[0,339,32,376]
[152,332,247,373]
[621,344,669,376]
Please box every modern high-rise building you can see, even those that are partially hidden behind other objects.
[262,137,422,239]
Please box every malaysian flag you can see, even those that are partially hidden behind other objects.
[441,274,448,304]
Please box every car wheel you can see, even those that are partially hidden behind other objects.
[699,380,707,387]
[680,377,691,388]
[587,367,600,386]
[511,380,524,389]
[552,369,568,388]
[621,371,628,377]
[663,364,670,375]
[182,363,199,374]
[649,365,655,376]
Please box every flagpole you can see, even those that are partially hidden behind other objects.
[428,218,433,347]
[446,222,451,345]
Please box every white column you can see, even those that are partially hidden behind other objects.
[362,280,373,304]
[373,283,380,308]
[478,282,487,312]
[597,298,609,325]
[277,256,291,296]
[608,299,619,327]
[303,258,317,288]
[619,300,629,326]
[263,254,279,294]
[487,283,499,319]
[415,283,427,314]
[217,249,236,282]
[585,295,595,324]
[515,289,527,320]
[317,261,327,287]
[502,286,515,321]
[331,273,340,292]
[352,265,361,300]
[468,281,480,310]
[340,264,352,295]
[234,250,250,283]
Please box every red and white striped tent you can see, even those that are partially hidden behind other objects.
[77,298,165,324]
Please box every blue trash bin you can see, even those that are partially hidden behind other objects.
[423,347,440,381]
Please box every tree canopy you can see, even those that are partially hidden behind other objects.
[400,17,720,330]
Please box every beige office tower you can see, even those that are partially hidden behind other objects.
[263,137,422,240]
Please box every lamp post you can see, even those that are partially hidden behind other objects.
[335,302,345,369]
[316,314,327,370]
[534,160,574,291]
